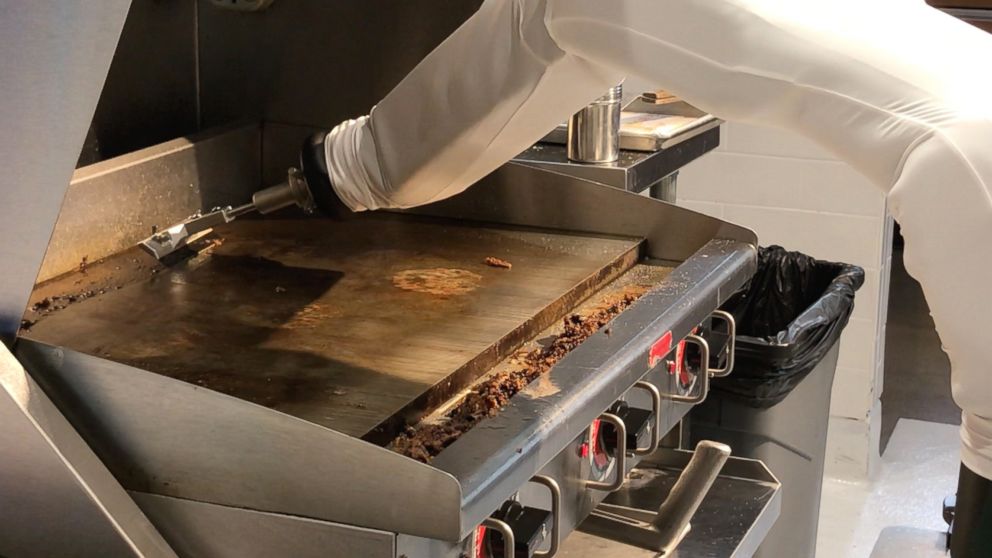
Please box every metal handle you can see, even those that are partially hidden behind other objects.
[586,413,627,492]
[531,475,561,558]
[632,381,662,456]
[250,168,317,215]
[482,517,515,558]
[708,310,736,378]
[661,334,711,404]
[651,440,732,554]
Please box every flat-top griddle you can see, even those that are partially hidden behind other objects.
[13,161,763,548]
[24,216,646,439]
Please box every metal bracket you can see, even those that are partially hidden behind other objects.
[708,310,736,378]
[483,476,561,558]
[661,334,711,404]
[586,413,628,492]
[531,475,561,558]
[632,381,662,456]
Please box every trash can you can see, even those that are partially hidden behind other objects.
[689,246,864,558]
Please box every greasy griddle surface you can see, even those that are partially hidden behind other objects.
[392,264,672,462]
[24,217,642,438]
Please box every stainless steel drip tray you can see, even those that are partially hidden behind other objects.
[559,449,782,557]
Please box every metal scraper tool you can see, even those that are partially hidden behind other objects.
[139,168,315,260]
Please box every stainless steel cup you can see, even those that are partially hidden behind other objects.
[567,83,623,164]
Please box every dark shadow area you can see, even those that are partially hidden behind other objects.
[84,0,199,164]
[196,0,481,131]
[881,244,958,451]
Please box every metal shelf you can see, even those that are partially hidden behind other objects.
[512,126,721,196]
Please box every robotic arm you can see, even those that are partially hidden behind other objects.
[311,0,991,209]
[306,0,992,490]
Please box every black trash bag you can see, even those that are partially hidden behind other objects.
[712,246,865,408]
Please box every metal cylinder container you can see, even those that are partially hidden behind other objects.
[567,83,623,164]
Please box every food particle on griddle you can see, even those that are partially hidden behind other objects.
[484,256,512,270]
[332,389,348,396]
[275,286,287,294]
[78,256,89,274]
[19,319,34,331]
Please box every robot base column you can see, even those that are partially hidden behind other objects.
[950,463,992,557]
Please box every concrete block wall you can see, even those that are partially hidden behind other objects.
[677,122,894,479]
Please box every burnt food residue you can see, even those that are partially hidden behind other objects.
[391,287,649,462]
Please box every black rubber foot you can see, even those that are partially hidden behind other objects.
[299,131,352,219]
[950,463,992,558]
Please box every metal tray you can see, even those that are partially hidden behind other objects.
[560,449,782,557]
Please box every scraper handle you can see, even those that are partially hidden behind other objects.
[251,168,316,215]
[651,440,731,553]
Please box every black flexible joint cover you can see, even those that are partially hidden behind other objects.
[299,132,352,219]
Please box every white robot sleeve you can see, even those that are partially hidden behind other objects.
[324,0,623,211]
[326,0,992,477]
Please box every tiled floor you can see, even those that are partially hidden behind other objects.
[816,419,959,557]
